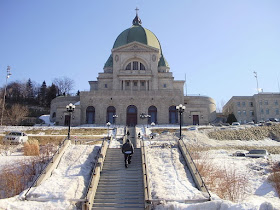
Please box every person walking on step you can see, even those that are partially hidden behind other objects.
[122,139,134,168]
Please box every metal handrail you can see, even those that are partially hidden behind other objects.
[179,139,211,200]
[23,137,69,199]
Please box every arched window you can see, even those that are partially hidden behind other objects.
[148,106,157,124]
[140,63,145,70]
[125,61,146,71]
[169,106,178,124]
[125,63,131,70]
[52,112,56,118]
[86,106,95,124]
[107,106,116,124]
[133,61,138,70]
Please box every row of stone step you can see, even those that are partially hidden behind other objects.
[92,148,144,209]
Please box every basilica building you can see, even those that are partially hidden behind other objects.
[50,13,216,126]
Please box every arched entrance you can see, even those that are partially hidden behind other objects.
[169,106,178,124]
[127,105,137,126]
[86,106,95,124]
[148,106,157,124]
[107,106,116,124]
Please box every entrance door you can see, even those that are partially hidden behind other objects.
[127,105,137,126]
[193,115,199,125]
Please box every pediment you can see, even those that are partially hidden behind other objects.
[112,41,159,53]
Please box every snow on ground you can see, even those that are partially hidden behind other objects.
[0,143,100,210]
[0,145,33,171]
[145,140,207,200]
[204,149,280,209]
[1,125,280,209]
[144,126,280,209]
[38,115,54,126]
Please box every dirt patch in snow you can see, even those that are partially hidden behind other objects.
[207,124,280,141]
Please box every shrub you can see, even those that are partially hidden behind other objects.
[23,139,40,156]
[0,157,48,199]
[268,163,280,197]
[189,148,248,202]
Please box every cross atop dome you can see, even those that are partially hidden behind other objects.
[133,7,142,25]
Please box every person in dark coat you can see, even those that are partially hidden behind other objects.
[122,139,134,168]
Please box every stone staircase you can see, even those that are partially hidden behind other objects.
[92,148,144,209]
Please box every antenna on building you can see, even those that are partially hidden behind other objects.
[253,71,259,93]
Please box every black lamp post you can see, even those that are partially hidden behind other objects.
[176,104,186,140]
[66,103,75,139]
[106,122,111,139]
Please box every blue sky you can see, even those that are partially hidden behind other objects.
[1,0,280,110]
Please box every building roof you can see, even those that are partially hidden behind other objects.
[113,14,161,51]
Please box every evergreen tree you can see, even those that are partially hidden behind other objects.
[46,83,57,106]
[26,78,34,103]
[39,81,47,106]
[226,113,237,124]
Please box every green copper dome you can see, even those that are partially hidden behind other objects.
[158,54,169,68]
[104,54,113,68]
[104,14,169,69]
[113,14,161,51]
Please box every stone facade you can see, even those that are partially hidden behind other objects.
[50,15,216,126]
[223,93,280,123]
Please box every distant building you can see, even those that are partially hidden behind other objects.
[50,13,216,126]
[223,92,280,123]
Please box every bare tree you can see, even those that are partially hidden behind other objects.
[216,100,226,113]
[6,104,29,125]
[53,77,75,96]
